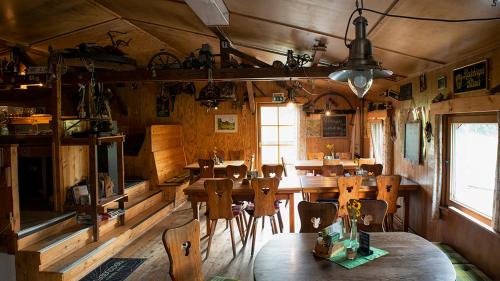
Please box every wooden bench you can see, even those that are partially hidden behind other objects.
[434,243,492,281]
[125,125,189,207]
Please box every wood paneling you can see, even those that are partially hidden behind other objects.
[383,46,500,279]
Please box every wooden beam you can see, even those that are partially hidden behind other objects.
[61,66,340,84]
[51,64,64,212]
[246,81,256,114]
[430,94,500,115]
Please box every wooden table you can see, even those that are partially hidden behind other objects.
[254,233,455,281]
[300,176,419,232]
[184,160,245,179]
[295,159,358,171]
[184,177,301,233]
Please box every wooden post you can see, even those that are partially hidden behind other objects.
[246,81,256,114]
[51,63,64,211]
[0,145,20,253]
[89,135,99,241]
[117,138,125,226]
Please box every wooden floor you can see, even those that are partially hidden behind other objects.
[114,194,404,281]
[114,194,302,281]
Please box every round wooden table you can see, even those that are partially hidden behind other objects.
[254,232,455,281]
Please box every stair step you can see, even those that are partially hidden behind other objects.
[125,180,149,198]
[21,225,93,270]
[17,212,77,250]
[41,201,174,281]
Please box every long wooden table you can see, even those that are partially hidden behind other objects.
[184,160,245,179]
[295,159,358,171]
[254,233,455,281]
[300,176,419,231]
[184,177,301,233]
[184,176,420,233]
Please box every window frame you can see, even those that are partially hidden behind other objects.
[443,113,497,226]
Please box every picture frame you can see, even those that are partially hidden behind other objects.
[215,114,238,133]
[419,73,427,92]
[453,60,488,94]
[437,76,447,90]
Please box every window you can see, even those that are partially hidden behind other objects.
[446,114,498,224]
[258,104,298,174]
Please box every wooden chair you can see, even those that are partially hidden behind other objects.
[337,176,362,218]
[376,175,401,231]
[228,150,244,160]
[226,164,248,181]
[360,164,383,176]
[209,150,225,161]
[323,158,341,165]
[261,164,284,179]
[198,159,215,178]
[281,157,288,177]
[349,199,388,232]
[163,220,236,281]
[244,177,280,256]
[336,152,352,160]
[307,152,325,160]
[163,220,203,281]
[321,164,345,177]
[358,158,376,165]
[204,179,245,258]
[261,164,285,232]
[298,201,338,233]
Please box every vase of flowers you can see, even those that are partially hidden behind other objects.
[347,199,362,251]
[326,143,335,158]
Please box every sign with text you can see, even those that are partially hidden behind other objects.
[453,60,488,94]
[322,115,347,138]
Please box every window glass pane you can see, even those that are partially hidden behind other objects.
[279,106,297,125]
[261,107,278,125]
[279,126,297,146]
[279,146,297,163]
[261,126,278,145]
[261,146,279,164]
[450,123,497,218]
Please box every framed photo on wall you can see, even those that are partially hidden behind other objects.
[215,114,238,133]
[419,73,427,92]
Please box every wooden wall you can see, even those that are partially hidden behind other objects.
[371,46,500,279]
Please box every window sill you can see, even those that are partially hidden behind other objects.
[440,206,497,235]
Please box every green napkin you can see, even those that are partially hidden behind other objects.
[328,240,389,269]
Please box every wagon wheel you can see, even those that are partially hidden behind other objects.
[148,51,182,70]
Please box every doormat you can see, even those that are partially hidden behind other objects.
[80,258,146,281]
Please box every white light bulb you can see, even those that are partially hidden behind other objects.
[347,70,373,98]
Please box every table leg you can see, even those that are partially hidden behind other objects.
[403,193,410,232]
[289,193,295,233]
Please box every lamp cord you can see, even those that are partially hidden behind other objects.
[344,7,500,47]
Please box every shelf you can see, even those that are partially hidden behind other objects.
[61,135,125,146]
[0,134,53,145]
[60,116,111,121]
[98,194,128,207]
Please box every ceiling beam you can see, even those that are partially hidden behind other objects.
[367,0,400,37]
[59,66,342,84]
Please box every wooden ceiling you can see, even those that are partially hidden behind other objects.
[0,0,499,95]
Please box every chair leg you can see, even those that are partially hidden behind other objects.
[284,200,289,207]
[229,219,236,257]
[271,216,278,234]
[277,210,284,233]
[242,211,248,228]
[251,217,258,256]
[225,220,229,230]
[236,215,245,243]
[388,214,394,232]
[261,216,265,230]
[244,216,254,246]
[269,216,275,234]
[206,219,218,259]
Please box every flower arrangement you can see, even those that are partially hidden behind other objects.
[347,199,361,219]
[326,143,335,157]
[346,199,362,254]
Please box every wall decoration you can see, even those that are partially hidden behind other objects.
[215,114,237,133]
[306,119,321,137]
[156,86,171,117]
[404,121,421,164]
[453,60,488,94]
[419,73,427,92]
[399,83,413,100]
[437,76,447,90]
[322,115,347,138]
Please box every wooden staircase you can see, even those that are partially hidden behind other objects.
[16,180,175,281]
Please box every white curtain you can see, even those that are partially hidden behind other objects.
[296,104,307,161]
[493,111,500,232]
[370,122,384,164]
[431,114,443,220]
[351,107,361,158]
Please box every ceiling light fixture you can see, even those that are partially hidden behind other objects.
[329,1,392,98]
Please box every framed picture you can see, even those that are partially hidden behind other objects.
[438,76,447,90]
[321,115,347,138]
[215,114,237,133]
[419,73,427,92]
[453,60,488,94]
[305,118,321,137]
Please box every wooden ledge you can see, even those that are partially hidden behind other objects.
[430,94,500,115]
